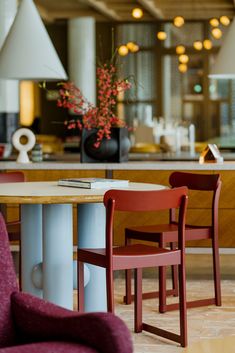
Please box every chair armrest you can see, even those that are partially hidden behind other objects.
[11,292,133,353]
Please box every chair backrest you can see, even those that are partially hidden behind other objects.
[169,172,222,227]
[169,172,221,191]
[0,172,25,183]
[103,187,188,256]
[0,213,18,347]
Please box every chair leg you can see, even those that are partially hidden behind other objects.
[212,236,222,306]
[141,262,187,347]
[125,237,132,305]
[125,268,132,304]
[106,267,114,313]
[159,239,167,313]
[134,268,143,333]
[77,261,85,312]
[159,266,167,313]
[178,263,188,347]
[170,242,179,297]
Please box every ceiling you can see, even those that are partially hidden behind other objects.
[34,0,235,23]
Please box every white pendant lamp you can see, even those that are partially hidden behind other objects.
[0,0,67,80]
[209,18,235,79]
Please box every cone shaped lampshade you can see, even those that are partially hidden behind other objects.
[209,18,235,79]
[0,0,67,80]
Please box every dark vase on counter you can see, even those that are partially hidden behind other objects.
[80,127,131,163]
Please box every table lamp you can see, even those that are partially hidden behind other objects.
[209,18,235,79]
[0,0,67,80]
[0,0,68,162]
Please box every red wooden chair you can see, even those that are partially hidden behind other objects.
[125,172,222,313]
[0,171,25,286]
[77,187,188,347]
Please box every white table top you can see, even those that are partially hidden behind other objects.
[0,181,166,204]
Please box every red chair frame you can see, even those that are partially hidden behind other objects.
[77,187,188,347]
[125,172,222,313]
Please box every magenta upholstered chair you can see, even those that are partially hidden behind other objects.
[0,213,133,353]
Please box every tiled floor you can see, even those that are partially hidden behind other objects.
[113,278,235,353]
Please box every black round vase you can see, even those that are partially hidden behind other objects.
[84,132,118,160]
[81,128,130,163]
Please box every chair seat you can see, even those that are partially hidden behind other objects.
[78,244,181,270]
[126,223,212,242]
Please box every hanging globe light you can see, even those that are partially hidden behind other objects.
[211,27,222,39]
[157,31,167,40]
[131,44,139,53]
[178,64,187,73]
[179,54,189,64]
[176,45,185,55]
[126,42,139,52]
[118,45,129,56]
[132,8,143,19]
[203,39,213,50]
[193,40,203,50]
[220,16,230,26]
[209,18,219,27]
[173,16,185,27]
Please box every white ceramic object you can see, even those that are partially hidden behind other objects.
[12,128,36,163]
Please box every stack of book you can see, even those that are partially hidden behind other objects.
[58,178,129,189]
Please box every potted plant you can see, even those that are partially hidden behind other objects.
[57,61,132,162]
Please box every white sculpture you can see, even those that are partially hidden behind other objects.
[12,128,36,163]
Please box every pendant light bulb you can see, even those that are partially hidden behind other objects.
[176,45,185,55]
[157,31,167,41]
[193,40,203,50]
[173,16,185,27]
[132,8,143,19]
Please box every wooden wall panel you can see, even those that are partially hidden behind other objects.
[113,170,171,185]
[113,170,214,208]
[215,171,235,208]
[17,169,105,182]
[217,209,235,248]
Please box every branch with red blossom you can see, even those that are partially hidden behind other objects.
[57,63,132,147]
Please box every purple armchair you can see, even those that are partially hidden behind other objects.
[0,213,133,353]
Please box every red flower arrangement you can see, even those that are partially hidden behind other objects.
[57,63,132,148]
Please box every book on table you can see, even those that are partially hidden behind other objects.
[58,178,129,189]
